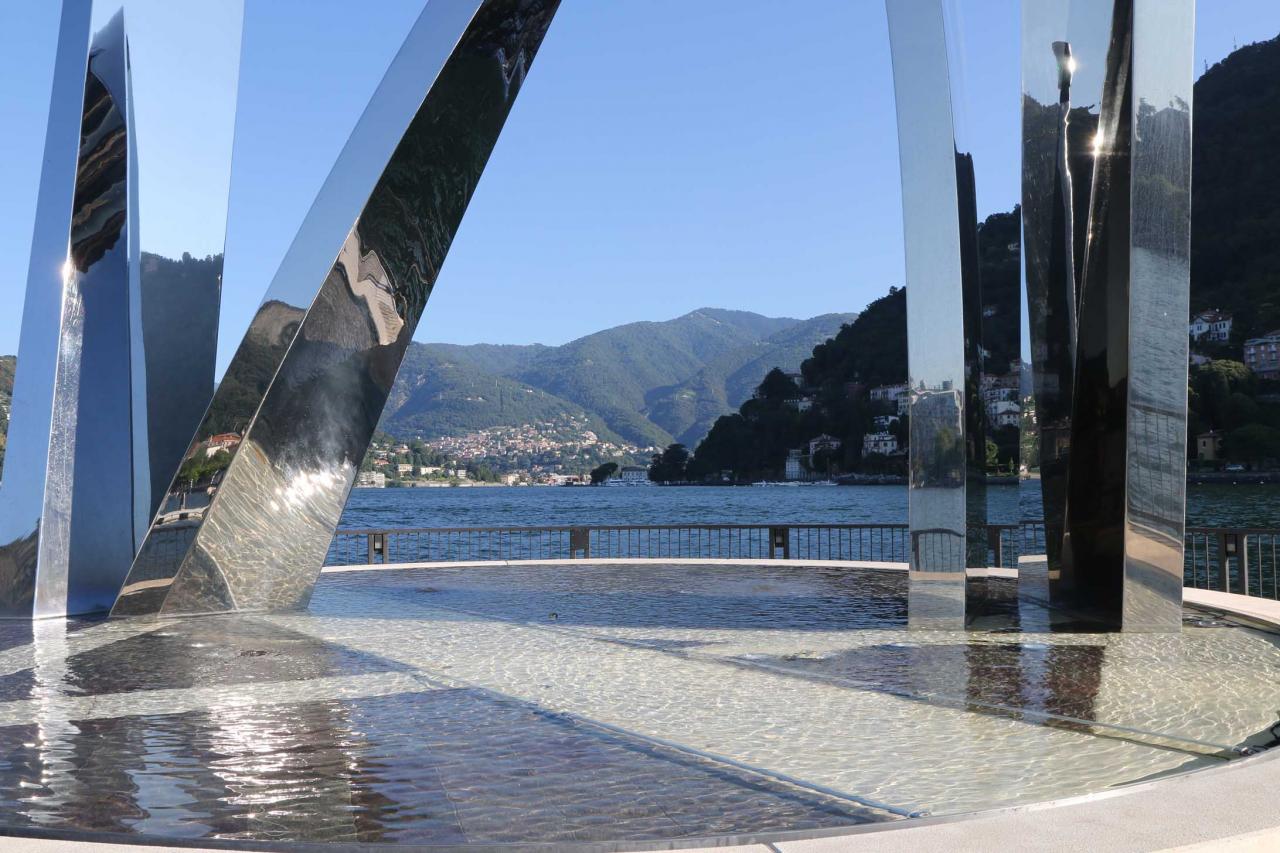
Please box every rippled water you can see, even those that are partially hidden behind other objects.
[0,564,1276,845]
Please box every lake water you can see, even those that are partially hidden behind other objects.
[338,482,1280,530]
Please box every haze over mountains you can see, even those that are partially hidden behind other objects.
[379,309,856,449]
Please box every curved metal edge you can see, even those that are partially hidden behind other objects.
[113,0,562,618]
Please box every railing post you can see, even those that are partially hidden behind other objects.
[1216,532,1230,592]
[1240,535,1249,597]
[768,526,789,559]
[569,527,589,559]
[367,533,385,565]
[988,525,1003,569]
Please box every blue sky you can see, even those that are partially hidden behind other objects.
[3,1,1280,377]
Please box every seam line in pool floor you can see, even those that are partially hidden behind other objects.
[411,598,1242,762]
[398,666,922,821]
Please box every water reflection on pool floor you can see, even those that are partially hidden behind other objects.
[0,563,1277,845]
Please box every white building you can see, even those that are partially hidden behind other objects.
[785,397,814,412]
[869,383,909,405]
[871,415,898,432]
[619,465,649,484]
[1189,310,1232,343]
[862,432,899,456]
[784,448,805,481]
[397,463,414,475]
[808,434,842,456]
[987,400,1021,428]
[356,471,386,488]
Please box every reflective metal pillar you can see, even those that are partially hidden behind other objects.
[1022,0,1192,631]
[113,0,561,617]
[0,0,134,618]
[886,0,969,630]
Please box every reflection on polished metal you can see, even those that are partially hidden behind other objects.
[1019,1,1102,605]
[1021,0,1193,631]
[886,0,969,630]
[133,3,243,533]
[0,3,147,618]
[113,0,561,617]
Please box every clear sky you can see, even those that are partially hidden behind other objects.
[2,1,1279,378]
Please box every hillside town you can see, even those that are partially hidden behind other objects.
[353,418,658,487]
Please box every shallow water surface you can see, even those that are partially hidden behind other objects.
[0,564,1276,845]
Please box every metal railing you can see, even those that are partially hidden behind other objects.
[1184,527,1280,599]
[327,521,1280,602]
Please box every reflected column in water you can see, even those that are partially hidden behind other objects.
[886,0,969,630]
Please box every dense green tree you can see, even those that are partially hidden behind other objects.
[590,462,619,484]
[1225,424,1280,466]
[648,443,691,483]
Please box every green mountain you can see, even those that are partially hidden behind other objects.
[1190,33,1280,340]
[378,308,855,448]
[645,313,857,445]
[380,344,624,443]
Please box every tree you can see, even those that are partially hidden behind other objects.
[757,368,800,402]
[648,443,690,482]
[1225,424,1280,466]
[590,462,618,485]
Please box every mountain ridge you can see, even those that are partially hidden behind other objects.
[379,307,856,448]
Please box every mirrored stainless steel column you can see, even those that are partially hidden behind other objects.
[886,0,969,630]
[1019,0,1100,610]
[113,0,561,617]
[0,0,104,618]
[1120,0,1193,631]
[1054,0,1192,632]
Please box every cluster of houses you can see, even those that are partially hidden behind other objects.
[785,434,845,481]
[1187,308,1280,382]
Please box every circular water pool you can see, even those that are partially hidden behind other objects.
[0,563,1276,847]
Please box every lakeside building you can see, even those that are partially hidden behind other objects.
[1244,331,1280,379]
[869,382,911,415]
[808,434,842,456]
[618,465,648,484]
[1189,309,1232,343]
[862,431,900,456]
[1196,430,1224,461]
[355,471,386,488]
[784,448,805,481]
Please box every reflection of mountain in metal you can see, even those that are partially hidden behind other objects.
[0,5,146,618]
[114,0,561,617]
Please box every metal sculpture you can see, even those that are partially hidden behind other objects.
[886,0,972,629]
[112,0,560,617]
[0,3,143,618]
[1022,0,1193,631]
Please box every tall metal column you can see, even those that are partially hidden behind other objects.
[0,1,144,619]
[113,0,561,618]
[886,0,970,630]
[1022,0,1193,631]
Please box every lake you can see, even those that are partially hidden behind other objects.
[337,482,1280,530]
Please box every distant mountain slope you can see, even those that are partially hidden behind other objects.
[375,308,852,448]
[644,312,856,444]
[506,308,804,446]
[380,344,620,442]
